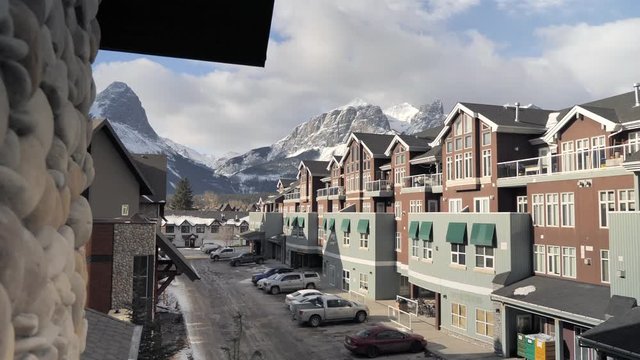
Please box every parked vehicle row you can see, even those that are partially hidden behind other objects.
[257,271,320,294]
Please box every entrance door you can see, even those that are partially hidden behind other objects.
[376,202,385,213]
[328,265,336,286]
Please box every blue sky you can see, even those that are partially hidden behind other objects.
[92,0,640,156]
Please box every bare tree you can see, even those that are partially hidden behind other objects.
[221,312,263,360]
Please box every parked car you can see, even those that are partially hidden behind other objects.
[262,271,320,295]
[252,267,294,285]
[285,289,322,309]
[296,295,368,327]
[229,252,265,266]
[200,242,221,254]
[210,247,239,261]
[343,324,426,358]
[256,273,281,290]
[288,293,324,314]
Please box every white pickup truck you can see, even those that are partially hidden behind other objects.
[296,295,369,327]
[209,247,249,261]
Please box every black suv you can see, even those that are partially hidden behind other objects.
[251,266,294,285]
[229,252,265,267]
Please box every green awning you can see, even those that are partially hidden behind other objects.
[328,218,335,231]
[285,217,290,226]
[408,221,419,239]
[419,221,433,241]
[321,218,327,230]
[298,217,305,228]
[357,219,369,234]
[341,219,351,232]
[446,222,466,244]
[470,223,495,247]
[290,217,298,227]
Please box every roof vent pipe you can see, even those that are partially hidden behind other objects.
[634,83,640,107]
[515,102,520,122]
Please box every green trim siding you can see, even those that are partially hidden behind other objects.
[408,221,419,239]
[328,218,335,231]
[341,219,351,232]
[298,217,305,228]
[357,219,369,234]
[470,223,495,247]
[290,217,298,227]
[285,217,290,226]
[321,218,327,230]
[419,221,432,241]
[446,222,466,244]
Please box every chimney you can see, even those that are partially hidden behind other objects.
[634,83,640,107]
[515,102,520,122]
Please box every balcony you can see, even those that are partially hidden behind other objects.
[401,173,442,194]
[284,191,300,202]
[496,144,629,187]
[316,186,345,200]
[364,180,393,197]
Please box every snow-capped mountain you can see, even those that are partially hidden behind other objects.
[90,82,236,194]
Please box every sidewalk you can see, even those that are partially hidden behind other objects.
[323,285,510,360]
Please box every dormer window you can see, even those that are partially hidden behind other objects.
[454,119,463,136]
[464,114,473,134]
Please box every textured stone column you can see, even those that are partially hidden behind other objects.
[0,0,100,358]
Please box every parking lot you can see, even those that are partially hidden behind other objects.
[171,254,429,360]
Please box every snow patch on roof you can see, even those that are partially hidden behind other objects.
[514,285,536,296]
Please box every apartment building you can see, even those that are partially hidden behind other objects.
[257,87,640,359]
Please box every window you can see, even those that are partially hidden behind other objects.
[562,247,576,278]
[455,119,463,136]
[211,224,219,233]
[395,201,402,219]
[599,190,616,228]
[464,135,472,149]
[629,131,640,153]
[591,136,606,169]
[412,239,419,257]
[601,250,610,283]
[561,141,575,172]
[446,156,452,181]
[362,202,370,213]
[446,141,453,153]
[360,233,369,248]
[464,152,473,178]
[619,189,636,211]
[181,225,190,233]
[455,137,462,151]
[545,193,559,227]
[534,245,545,273]
[394,168,405,184]
[547,246,560,275]
[532,194,545,226]
[428,200,438,212]
[451,303,467,329]
[482,150,491,177]
[451,244,466,265]
[576,138,589,170]
[482,131,491,146]
[133,256,152,302]
[561,192,575,227]
[475,246,494,269]
[409,200,423,213]
[196,225,205,233]
[423,240,433,260]
[517,196,528,213]
[359,273,369,292]
[474,197,490,213]
[343,232,350,246]
[342,270,350,291]
[455,154,463,179]
[395,232,401,251]
[395,153,406,165]
[121,204,129,216]
[476,309,494,338]
[464,115,472,133]
[165,225,175,233]
[449,199,462,213]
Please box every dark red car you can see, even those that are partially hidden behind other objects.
[344,324,427,358]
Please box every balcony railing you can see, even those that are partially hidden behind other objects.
[497,144,629,179]
[316,186,344,197]
[284,191,300,200]
[402,173,442,188]
[365,179,393,192]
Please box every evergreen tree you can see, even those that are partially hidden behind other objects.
[170,177,195,210]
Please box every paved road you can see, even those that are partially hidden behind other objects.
[172,257,428,360]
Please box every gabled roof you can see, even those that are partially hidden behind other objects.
[326,155,343,170]
[384,134,430,156]
[277,178,296,188]
[298,160,330,177]
[82,309,141,360]
[132,154,167,203]
[341,133,395,162]
[413,125,445,141]
[92,119,153,196]
[410,145,442,164]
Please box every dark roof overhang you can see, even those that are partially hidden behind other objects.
[156,233,200,281]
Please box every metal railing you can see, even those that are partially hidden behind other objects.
[402,173,442,188]
[316,186,344,197]
[396,295,418,316]
[388,305,412,330]
[284,191,300,200]
[497,144,629,179]
[348,290,366,305]
[364,179,393,192]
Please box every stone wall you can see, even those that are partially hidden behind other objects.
[0,0,99,358]
[111,223,156,310]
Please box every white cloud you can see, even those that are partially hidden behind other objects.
[495,0,571,13]
[93,0,640,156]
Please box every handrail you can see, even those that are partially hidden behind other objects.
[316,186,344,197]
[402,173,442,188]
[388,305,412,330]
[284,192,300,200]
[364,179,393,192]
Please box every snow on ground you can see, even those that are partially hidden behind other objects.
[166,279,206,360]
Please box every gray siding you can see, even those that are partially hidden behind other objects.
[89,130,140,218]
[609,211,640,302]
[285,212,320,254]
